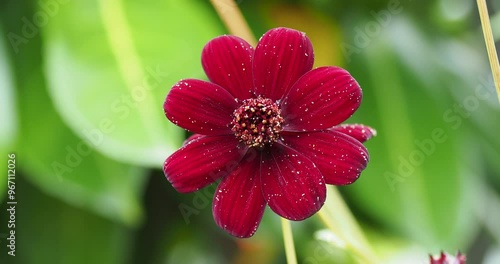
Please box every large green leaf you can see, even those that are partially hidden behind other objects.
[3,2,147,224]
[0,25,17,202]
[317,186,380,263]
[344,18,474,250]
[42,0,223,167]
[17,65,146,226]
[0,178,130,264]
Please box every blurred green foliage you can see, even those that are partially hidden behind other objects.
[42,0,223,166]
[0,25,15,202]
[1,0,500,263]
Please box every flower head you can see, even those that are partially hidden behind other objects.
[163,27,375,238]
[430,251,466,264]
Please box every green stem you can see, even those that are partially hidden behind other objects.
[317,186,379,263]
[476,0,500,102]
[281,218,298,264]
[209,0,257,46]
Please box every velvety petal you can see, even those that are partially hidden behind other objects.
[213,154,266,238]
[281,67,362,132]
[253,27,314,100]
[260,144,326,220]
[164,135,246,193]
[281,130,369,185]
[202,35,255,100]
[330,124,377,143]
[164,79,238,135]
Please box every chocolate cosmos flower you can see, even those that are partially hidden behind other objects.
[163,27,375,238]
[430,252,466,264]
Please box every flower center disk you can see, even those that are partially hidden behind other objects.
[231,97,284,148]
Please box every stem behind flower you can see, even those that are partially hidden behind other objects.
[476,0,500,103]
[209,0,257,46]
[317,186,380,263]
[281,218,298,264]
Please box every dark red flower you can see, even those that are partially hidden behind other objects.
[163,27,375,238]
[430,251,466,264]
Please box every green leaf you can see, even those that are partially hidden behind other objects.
[42,0,224,166]
[0,24,17,202]
[17,66,146,226]
[5,10,147,224]
[344,18,474,250]
[0,178,131,264]
[317,186,380,263]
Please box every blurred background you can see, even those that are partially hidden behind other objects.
[1,0,500,263]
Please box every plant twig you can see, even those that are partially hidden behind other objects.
[317,186,379,263]
[476,0,500,102]
[209,0,257,46]
[281,218,298,264]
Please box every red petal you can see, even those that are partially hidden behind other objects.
[164,135,246,193]
[330,124,377,143]
[202,35,255,100]
[260,144,326,220]
[253,27,314,101]
[164,79,238,135]
[281,67,362,132]
[182,134,204,146]
[281,131,369,185]
[213,155,266,238]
